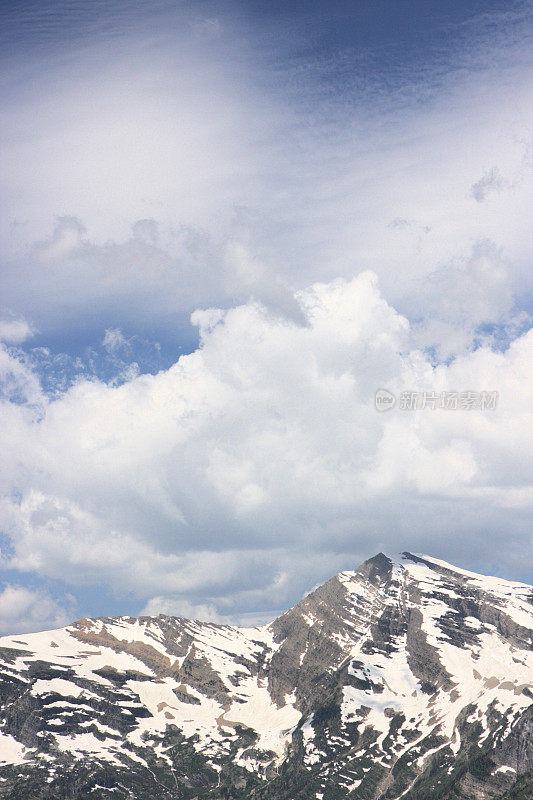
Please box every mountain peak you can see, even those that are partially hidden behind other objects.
[0,555,531,799]
[352,551,394,584]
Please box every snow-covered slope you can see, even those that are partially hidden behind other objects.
[0,552,531,799]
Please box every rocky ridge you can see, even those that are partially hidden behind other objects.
[0,552,531,799]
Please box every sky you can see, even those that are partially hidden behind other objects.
[0,0,532,634]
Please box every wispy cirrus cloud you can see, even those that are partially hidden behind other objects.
[1,2,531,344]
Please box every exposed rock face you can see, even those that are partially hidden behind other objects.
[0,552,531,799]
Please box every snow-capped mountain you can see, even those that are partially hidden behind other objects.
[0,552,531,799]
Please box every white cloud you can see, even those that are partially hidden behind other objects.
[0,5,531,629]
[0,274,531,619]
[102,328,127,353]
[0,318,34,344]
[34,216,86,262]
[0,343,44,407]
[140,597,232,625]
[139,596,275,627]
[410,239,523,357]
[0,584,75,636]
[1,7,531,335]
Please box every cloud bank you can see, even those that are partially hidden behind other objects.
[1,2,532,631]
[1,273,531,624]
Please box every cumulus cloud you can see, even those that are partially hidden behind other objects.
[0,584,75,636]
[0,274,531,620]
[410,239,524,357]
[0,3,531,630]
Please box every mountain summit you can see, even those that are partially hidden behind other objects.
[0,552,531,799]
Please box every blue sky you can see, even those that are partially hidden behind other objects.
[0,0,532,633]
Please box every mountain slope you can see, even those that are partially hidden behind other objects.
[0,552,531,799]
